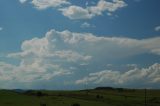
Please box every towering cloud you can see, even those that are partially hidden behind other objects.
[0,29,159,88]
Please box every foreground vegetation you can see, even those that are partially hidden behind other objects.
[0,87,160,106]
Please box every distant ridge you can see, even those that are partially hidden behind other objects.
[94,87,115,90]
[13,89,27,93]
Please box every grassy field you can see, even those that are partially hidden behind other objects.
[0,88,160,106]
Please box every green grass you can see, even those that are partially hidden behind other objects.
[0,89,160,106]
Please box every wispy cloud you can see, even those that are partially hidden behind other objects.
[80,22,95,28]
[31,0,70,10]
[0,27,3,31]
[19,0,28,4]
[155,26,160,32]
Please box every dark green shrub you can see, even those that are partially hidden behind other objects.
[40,103,46,106]
[37,91,43,97]
[71,103,80,106]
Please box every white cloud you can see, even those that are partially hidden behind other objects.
[1,29,160,86]
[59,6,93,19]
[8,30,92,62]
[19,0,28,4]
[31,0,70,10]
[76,63,160,85]
[81,22,95,28]
[0,60,71,82]
[60,0,127,19]
[19,0,127,19]
[0,62,16,81]
[89,0,127,13]
[8,29,160,61]
[155,26,160,32]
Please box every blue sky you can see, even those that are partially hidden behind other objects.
[0,0,160,89]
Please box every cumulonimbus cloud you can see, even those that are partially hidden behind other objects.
[0,29,159,88]
[8,29,160,61]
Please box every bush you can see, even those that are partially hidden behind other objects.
[117,88,124,92]
[24,90,35,95]
[96,95,104,99]
[37,91,43,97]
[71,103,80,106]
[96,94,100,99]
[40,103,46,106]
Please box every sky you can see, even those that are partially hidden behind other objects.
[0,0,160,90]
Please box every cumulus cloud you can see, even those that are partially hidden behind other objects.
[9,29,160,61]
[19,0,127,19]
[80,22,95,28]
[60,0,127,19]
[0,60,71,82]
[31,0,70,10]
[0,62,16,81]
[59,6,93,19]
[8,30,92,62]
[155,26,160,32]
[76,63,160,85]
[1,29,160,87]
